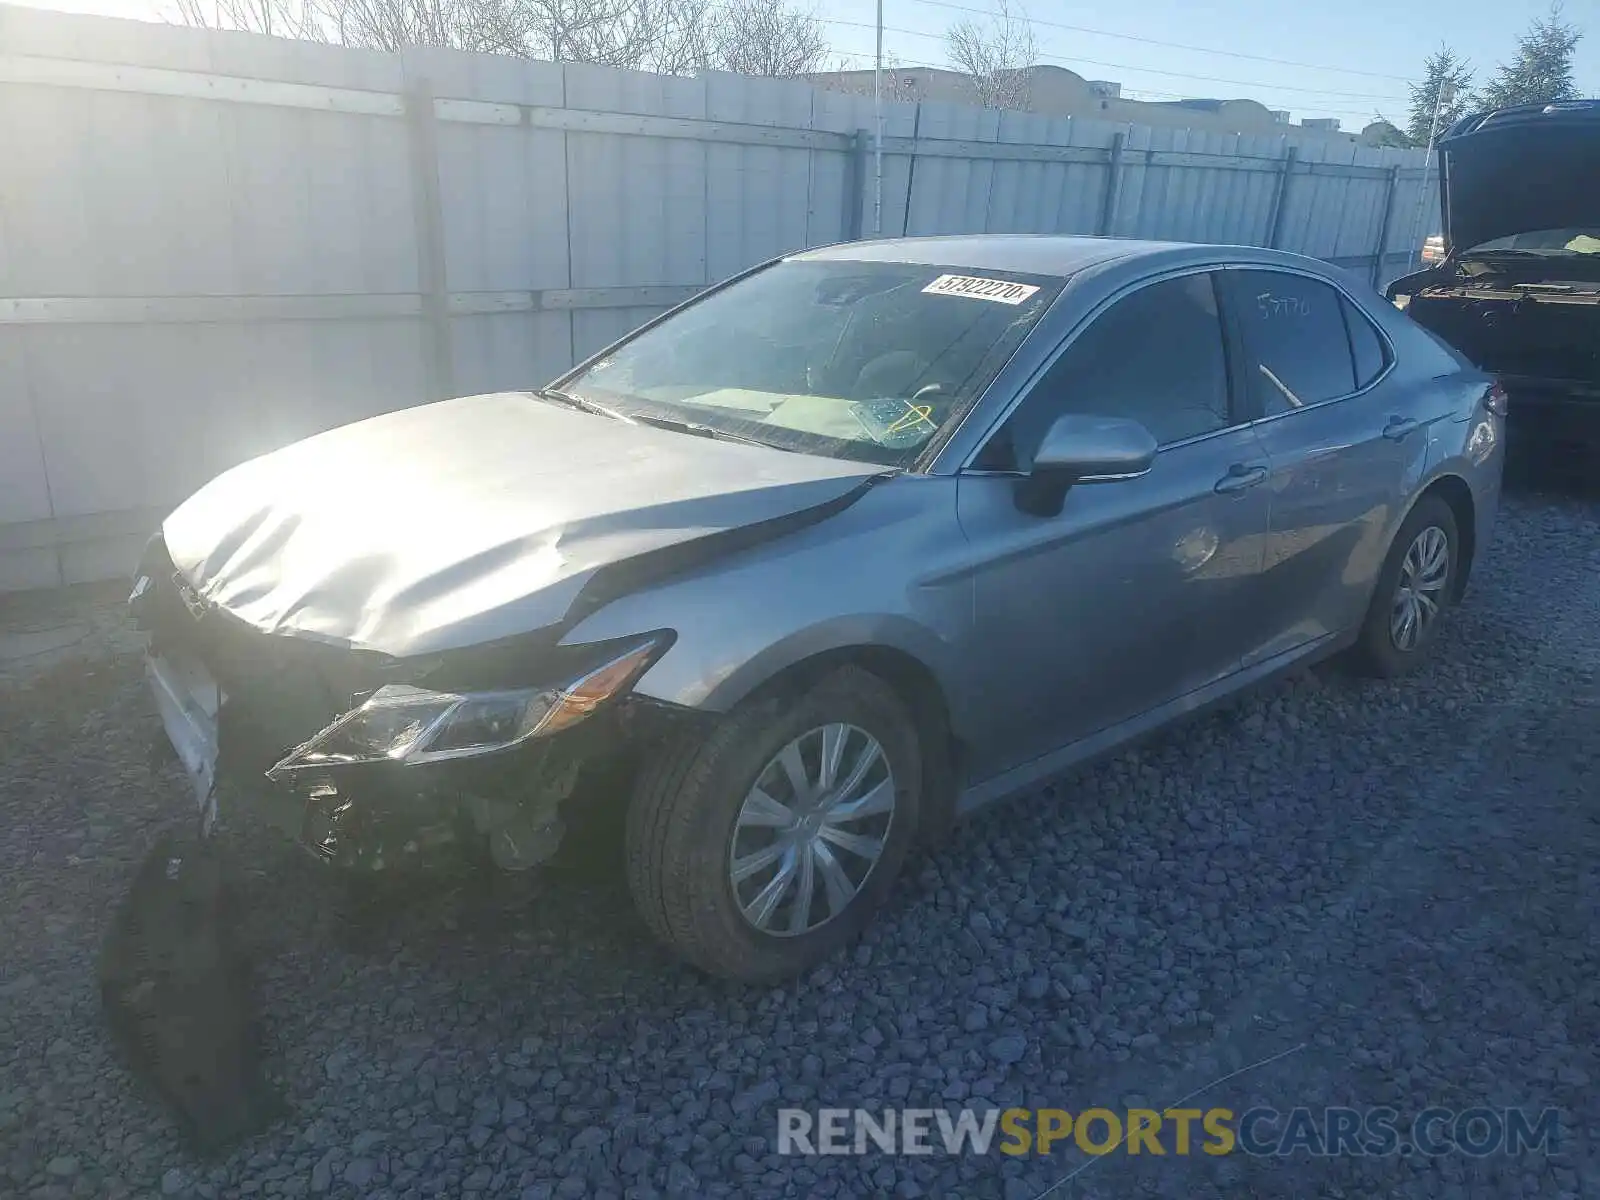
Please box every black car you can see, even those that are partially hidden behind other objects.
[1387,100,1600,470]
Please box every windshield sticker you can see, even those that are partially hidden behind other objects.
[922,274,1040,305]
[853,398,938,448]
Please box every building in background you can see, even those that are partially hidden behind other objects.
[811,63,1400,146]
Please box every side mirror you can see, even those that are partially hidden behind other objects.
[1015,413,1157,517]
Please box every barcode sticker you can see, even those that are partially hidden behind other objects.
[921,274,1041,305]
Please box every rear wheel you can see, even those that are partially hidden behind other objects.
[625,666,922,982]
[1348,495,1459,678]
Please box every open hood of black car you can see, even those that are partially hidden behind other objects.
[1439,101,1600,255]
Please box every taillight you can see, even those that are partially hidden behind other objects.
[1484,381,1509,418]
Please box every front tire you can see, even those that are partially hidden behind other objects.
[1348,494,1459,678]
[625,666,922,983]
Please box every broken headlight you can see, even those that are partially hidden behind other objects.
[267,637,665,776]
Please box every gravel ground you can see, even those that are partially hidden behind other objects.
[1,490,1597,1200]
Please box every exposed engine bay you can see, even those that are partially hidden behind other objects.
[1392,250,1600,464]
[1402,276,1600,388]
[1383,101,1600,462]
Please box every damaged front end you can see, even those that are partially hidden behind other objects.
[130,538,689,875]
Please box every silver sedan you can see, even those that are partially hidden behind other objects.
[135,236,1504,982]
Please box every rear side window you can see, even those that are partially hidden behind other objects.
[1341,296,1388,388]
[1228,270,1357,415]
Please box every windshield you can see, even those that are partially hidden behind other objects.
[556,259,1063,467]
[1466,229,1600,256]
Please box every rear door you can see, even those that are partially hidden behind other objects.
[955,270,1273,782]
[1221,269,1431,663]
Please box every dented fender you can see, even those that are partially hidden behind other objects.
[559,475,976,731]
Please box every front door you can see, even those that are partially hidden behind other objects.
[955,271,1273,784]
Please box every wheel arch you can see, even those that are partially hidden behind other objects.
[1414,473,1477,601]
[704,636,965,845]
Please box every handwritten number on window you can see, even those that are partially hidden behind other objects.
[1256,292,1311,319]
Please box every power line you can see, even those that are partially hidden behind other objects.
[819,17,1410,103]
[901,0,1414,83]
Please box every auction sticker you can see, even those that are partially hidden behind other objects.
[922,274,1040,305]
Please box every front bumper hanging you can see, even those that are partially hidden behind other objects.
[143,646,223,833]
[130,540,688,873]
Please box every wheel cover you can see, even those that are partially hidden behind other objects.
[728,723,896,938]
[1390,524,1450,652]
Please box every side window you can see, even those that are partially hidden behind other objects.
[1342,296,1389,388]
[984,273,1232,468]
[1229,270,1357,415]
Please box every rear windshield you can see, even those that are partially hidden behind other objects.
[559,259,1063,468]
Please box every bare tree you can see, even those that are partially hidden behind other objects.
[639,0,713,75]
[945,0,1036,110]
[170,0,327,40]
[175,0,827,78]
[321,0,533,53]
[306,0,682,64]
[526,0,663,66]
[706,0,826,78]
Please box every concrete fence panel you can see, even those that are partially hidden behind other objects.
[0,3,1439,590]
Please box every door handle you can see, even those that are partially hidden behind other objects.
[1383,416,1421,441]
[1214,463,1269,494]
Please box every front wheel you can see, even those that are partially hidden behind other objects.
[625,667,922,983]
[1347,495,1459,678]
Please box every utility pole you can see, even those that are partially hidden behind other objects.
[1407,81,1455,266]
[873,0,884,236]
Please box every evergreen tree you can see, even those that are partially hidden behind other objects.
[1477,3,1583,110]
[1406,46,1474,145]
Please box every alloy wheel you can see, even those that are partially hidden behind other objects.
[1390,525,1450,652]
[728,723,897,937]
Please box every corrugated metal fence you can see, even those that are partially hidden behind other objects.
[0,3,1440,590]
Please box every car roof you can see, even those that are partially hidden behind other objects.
[1444,99,1600,141]
[788,234,1334,280]
[790,234,1187,276]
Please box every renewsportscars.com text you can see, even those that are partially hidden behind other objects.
[777,1107,1560,1158]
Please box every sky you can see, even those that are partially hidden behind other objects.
[5,0,1597,128]
[815,0,1600,126]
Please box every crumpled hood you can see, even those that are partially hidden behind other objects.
[162,392,881,657]
[1442,104,1600,253]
